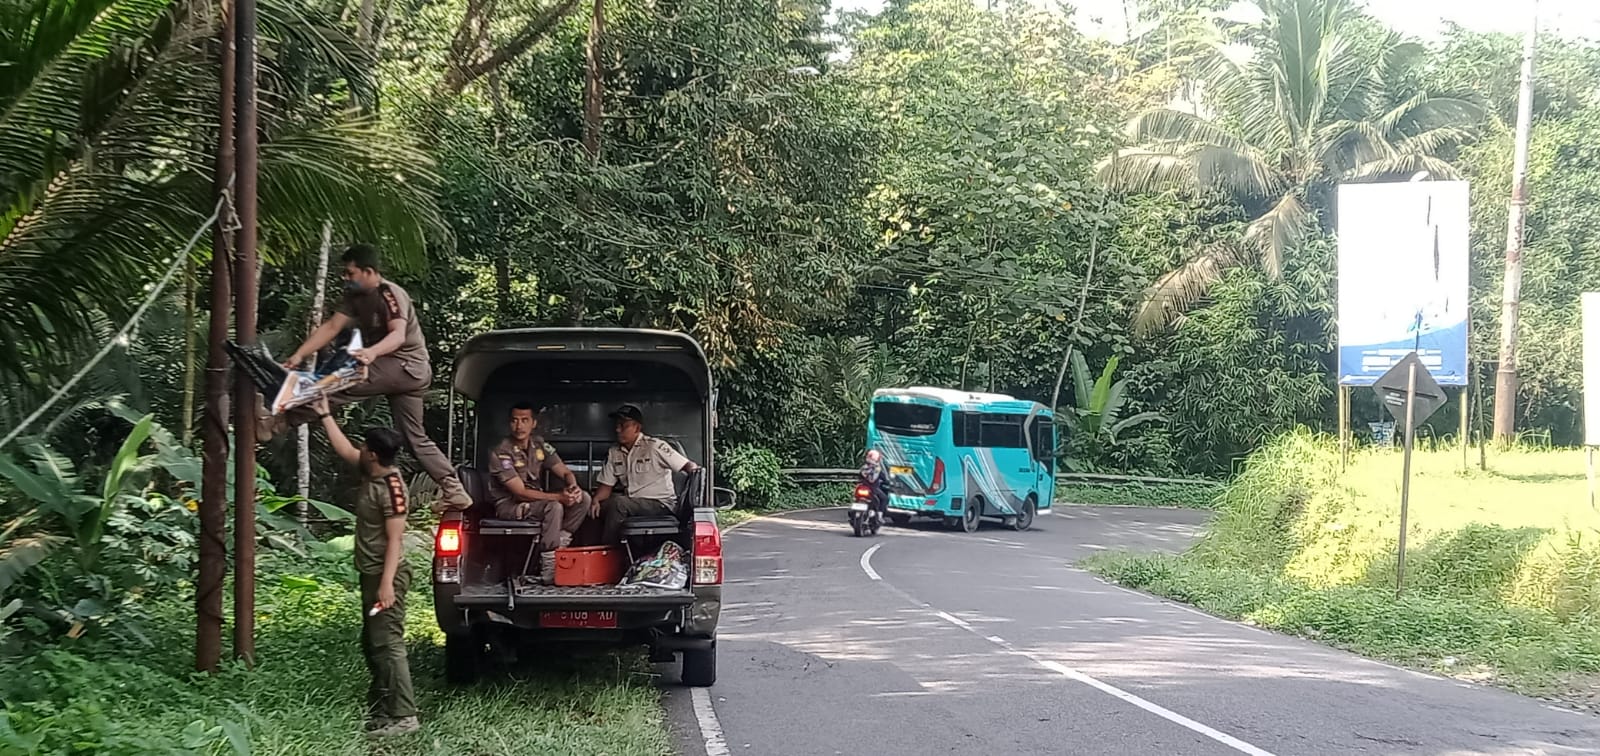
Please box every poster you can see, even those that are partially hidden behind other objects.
[1336,181,1470,387]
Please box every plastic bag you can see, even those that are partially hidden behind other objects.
[226,330,368,414]
[622,541,688,590]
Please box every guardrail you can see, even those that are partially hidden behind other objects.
[782,468,1223,488]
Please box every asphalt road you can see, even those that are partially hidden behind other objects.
[663,506,1600,756]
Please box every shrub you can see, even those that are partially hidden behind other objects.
[719,445,786,509]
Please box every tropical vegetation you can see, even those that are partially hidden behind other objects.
[7,0,1600,746]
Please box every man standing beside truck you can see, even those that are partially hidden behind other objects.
[594,404,700,544]
[312,396,419,737]
[487,403,590,582]
[259,243,472,511]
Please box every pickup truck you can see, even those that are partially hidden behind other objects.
[430,328,727,686]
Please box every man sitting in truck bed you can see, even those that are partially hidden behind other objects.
[593,404,700,544]
[487,403,590,583]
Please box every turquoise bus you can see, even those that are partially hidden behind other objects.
[866,387,1056,533]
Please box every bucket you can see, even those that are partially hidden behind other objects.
[554,545,627,586]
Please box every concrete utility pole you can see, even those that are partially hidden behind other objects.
[1494,2,1538,443]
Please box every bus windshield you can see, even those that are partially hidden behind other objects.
[873,402,941,436]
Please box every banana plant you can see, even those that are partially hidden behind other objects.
[1067,352,1160,443]
[0,415,154,573]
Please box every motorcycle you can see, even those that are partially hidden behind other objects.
[848,482,883,537]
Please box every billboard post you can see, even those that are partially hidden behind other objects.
[1583,293,1600,510]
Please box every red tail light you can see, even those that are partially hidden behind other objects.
[436,522,462,556]
[931,458,945,493]
[854,484,872,500]
[693,520,723,585]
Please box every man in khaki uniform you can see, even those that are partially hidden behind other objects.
[594,404,699,544]
[487,403,590,581]
[261,244,472,510]
[313,396,418,737]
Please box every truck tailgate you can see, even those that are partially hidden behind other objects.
[455,580,694,609]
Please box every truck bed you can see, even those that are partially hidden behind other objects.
[455,579,694,608]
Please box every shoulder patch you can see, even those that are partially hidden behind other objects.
[379,284,402,320]
[499,456,514,470]
[384,473,407,515]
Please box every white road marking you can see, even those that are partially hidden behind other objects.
[864,554,1278,756]
[691,687,731,756]
[859,542,884,581]
[928,611,1278,756]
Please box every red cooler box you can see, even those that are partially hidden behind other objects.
[554,545,627,586]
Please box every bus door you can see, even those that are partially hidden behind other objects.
[1026,414,1055,509]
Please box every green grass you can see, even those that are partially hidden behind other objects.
[718,482,851,529]
[0,539,672,755]
[1056,481,1222,509]
[1083,430,1600,706]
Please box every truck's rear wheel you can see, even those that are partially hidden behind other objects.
[444,632,481,685]
[681,641,717,687]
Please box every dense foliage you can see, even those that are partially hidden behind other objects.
[7,0,1600,715]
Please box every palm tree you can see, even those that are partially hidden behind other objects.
[1099,0,1478,333]
[0,0,448,384]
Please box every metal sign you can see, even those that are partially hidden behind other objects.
[1372,352,1446,431]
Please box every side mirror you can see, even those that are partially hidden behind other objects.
[712,487,738,511]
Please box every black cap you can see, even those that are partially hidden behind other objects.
[609,404,644,423]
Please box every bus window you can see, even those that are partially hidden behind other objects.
[873,402,941,436]
[953,411,1027,447]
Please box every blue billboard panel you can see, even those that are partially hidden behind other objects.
[1336,181,1470,387]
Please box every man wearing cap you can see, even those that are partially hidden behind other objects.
[487,403,590,582]
[593,404,699,544]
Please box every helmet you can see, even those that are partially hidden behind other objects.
[865,449,882,463]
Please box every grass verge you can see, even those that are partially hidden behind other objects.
[1082,430,1600,712]
[1056,481,1222,509]
[718,483,851,529]
[0,538,673,755]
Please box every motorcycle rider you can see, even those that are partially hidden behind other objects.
[857,449,890,523]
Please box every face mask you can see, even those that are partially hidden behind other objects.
[343,279,366,294]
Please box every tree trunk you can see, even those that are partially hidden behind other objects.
[582,0,605,158]
[568,0,604,326]
[1493,5,1538,443]
[181,258,198,445]
[296,221,332,511]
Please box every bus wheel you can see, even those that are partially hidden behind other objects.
[1013,496,1036,532]
[889,513,911,527]
[961,497,981,533]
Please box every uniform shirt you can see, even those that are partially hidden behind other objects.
[597,435,691,502]
[487,435,562,507]
[355,468,408,575]
[336,277,428,370]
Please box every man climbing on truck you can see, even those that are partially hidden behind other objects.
[257,243,472,510]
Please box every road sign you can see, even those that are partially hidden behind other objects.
[1372,352,1446,431]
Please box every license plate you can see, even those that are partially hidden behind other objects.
[849,502,869,511]
[540,611,617,629]
[889,465,912,475]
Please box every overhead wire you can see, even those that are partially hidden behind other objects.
[1,174,237,452]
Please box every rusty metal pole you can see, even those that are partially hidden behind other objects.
[197,0,236,674]
[231,0,260,664]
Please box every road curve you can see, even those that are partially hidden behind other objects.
[665,507,1600,756]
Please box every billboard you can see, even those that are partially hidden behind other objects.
[1336,181,1470,387]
